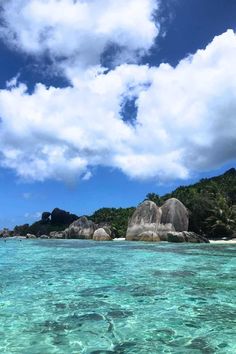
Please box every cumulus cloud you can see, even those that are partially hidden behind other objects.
[0,0,158,76]
[0,1,235,182]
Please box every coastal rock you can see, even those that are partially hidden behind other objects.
[139,231,161,242]
[0,228,12,238]
[126,201,162,241]
[156,223,175,241]
[167,232,185,243]
[65,216,97,239]
[161,198,189,232]
[93,228,112,241]
[40,235,49,239]
[49,231,65,239]
[167,231,209,243]
[26,233,37,239]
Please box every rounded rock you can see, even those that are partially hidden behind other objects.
[161,198,189,232]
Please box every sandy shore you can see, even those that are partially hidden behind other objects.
[209,239,236,244]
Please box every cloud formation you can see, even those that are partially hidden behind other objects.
[0,1,235,182]
[0,0,158,75]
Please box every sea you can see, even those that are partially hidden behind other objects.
[0,239,235,354]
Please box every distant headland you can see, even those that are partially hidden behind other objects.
[1,168,235,243]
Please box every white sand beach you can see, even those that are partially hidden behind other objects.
[209,239,236,244]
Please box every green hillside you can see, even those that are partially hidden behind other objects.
[12,168,236,239]
[148,168,236,238]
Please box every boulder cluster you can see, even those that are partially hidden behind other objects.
[45,217,113,241]
[126,198,209,243]
[0,198,208,243]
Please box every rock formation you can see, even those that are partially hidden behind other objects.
[167,231,209,243]
[161,198,189,232]
[0,228,12,237]
[50,208,78,226]
[64,216,97,239]
[93,228,112,241]
[126,201,162,241]
[139,231,161,242]
[126,198,190,242]
[49,231,65,239]
[26,233,37,239]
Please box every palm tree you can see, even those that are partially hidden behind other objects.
[205,196,236,238]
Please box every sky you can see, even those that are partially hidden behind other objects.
[0,0,236,229]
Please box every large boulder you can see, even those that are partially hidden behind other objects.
[65,216,97,239]
[167,231,209,243]
[126,201,162,241]
[139,231,161,242]
[161,198,189,232]
[93,228,112,241]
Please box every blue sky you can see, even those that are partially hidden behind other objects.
[0,0,235,228]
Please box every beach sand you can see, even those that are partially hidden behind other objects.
[209,239,236,244]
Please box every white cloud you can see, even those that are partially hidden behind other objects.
[24,211,41,219]
[0,1,235,183]
[0,0,158,76]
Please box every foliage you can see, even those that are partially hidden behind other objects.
[205,196,236,238]
[90,207,136,238]
[13,168,236,239]
[145,193,162,206]
[153,168,236,238]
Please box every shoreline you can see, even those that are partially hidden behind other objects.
[209,239,236,244]
[1,236,236,244]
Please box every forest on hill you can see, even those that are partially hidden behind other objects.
[13,168,236,239]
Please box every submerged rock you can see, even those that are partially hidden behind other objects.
[161,198,189,232]
[93,228,112,241]
[126,201,162,241]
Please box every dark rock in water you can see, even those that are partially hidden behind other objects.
[113,341,136,353]
[167,231,209,243]
[90,351,114,354]
[107,310,133,319]
[126,201,162,241]
[93,228,112,241]
[75,313,104,322]
[161,198,189,231]
[65,216,97,239]
[167,232,186,243]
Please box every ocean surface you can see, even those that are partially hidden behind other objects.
[0,239,235,354]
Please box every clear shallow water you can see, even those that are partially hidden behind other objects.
[0,240,235,354]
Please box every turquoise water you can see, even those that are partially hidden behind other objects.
[0,240,236,354]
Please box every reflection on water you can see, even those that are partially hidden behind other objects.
[0,239,235,353]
